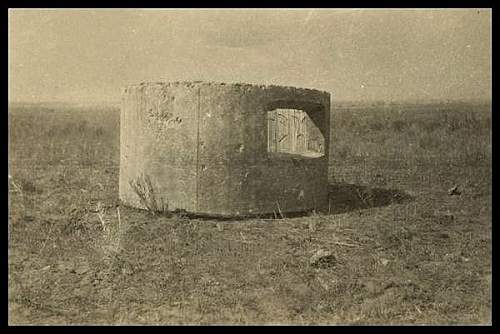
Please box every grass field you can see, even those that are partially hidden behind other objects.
[8,101,491,325]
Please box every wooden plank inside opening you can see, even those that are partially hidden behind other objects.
[267,108,323,156]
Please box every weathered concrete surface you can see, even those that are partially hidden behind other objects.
[119,81,331,217]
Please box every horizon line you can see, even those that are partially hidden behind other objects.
[8,97,492,106]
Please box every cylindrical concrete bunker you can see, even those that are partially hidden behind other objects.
[119,81,331,217]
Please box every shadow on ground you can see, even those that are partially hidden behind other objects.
[325,182,414,215]
[160,182,414,221]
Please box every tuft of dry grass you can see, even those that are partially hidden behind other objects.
[129,174,168,215]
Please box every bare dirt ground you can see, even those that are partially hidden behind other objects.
[8,102,491,325]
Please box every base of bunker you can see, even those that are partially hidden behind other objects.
[118,203,321,221]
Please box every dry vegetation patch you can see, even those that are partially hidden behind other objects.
[8,102,491,324]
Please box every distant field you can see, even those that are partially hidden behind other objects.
[8,102,491,324]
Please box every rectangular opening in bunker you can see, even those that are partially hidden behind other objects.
[267,108,325,158]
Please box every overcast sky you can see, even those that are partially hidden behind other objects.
[9,8,491,104]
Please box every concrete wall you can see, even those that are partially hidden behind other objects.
[119,81,331,217]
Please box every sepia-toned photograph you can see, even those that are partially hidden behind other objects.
[8,8,491,325]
